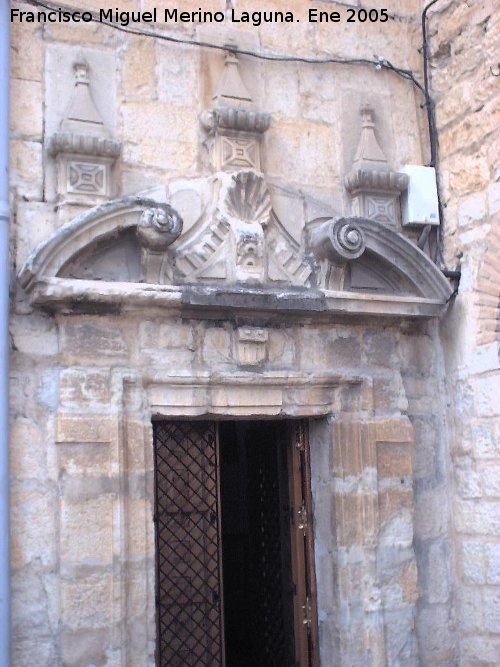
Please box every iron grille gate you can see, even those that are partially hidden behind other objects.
[153,421,223,667]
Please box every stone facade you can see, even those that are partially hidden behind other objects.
[429,1,500,665]
[7,1,498,666]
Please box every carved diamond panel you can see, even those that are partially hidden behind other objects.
[67,160,107,195]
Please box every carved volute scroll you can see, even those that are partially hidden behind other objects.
[309,217,366,265]
[345,105,408,228]
[48,58,121,201]
[201,46,271,171]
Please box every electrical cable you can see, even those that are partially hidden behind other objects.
[16,0,426,94]
[14,0,459,281]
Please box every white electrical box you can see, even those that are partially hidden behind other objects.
[400,165,440,227]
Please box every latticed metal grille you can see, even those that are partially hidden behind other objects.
[153,421,223,667]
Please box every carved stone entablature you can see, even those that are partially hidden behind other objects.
[19,178,453,319]
[201,49,271,172]
[48,58,121,201]
[345,106,408,228]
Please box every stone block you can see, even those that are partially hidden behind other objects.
[58,443,111,478]
[11,638,57,667]
[461,636,500,666]
[60,497,114,566]
[60,321,128,360]
[9,139,43,200]
[416,605,456,664]
[11,570,53,638]
[9,78,43,138]
[482,465,500,497]
[267,329,295,367]
[203,326,232,366]
[377,443,413,478]
[121,36,156,100]
[378,508,413,548]
[415,488,449,540]
[462,539,487,585]
[10,313,59,357]
[330,334,362,367]
[59,369,111,408]
[61,574,113,630]
[486,543,500,584]
[11,490,56,569]
[363,331,398,368]
[483,588,500,633]
[60,627,110,667]
[375,417,414,443]
[14,201,58,267]
[157,42,199,107]
[455,499,500,536]
[56,414,116,445]
[378,487,413,529]
[10,419,44,481]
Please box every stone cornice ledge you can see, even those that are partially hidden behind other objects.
[27,278,448,319]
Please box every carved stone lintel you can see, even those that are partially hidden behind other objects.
[310,217,366,265]
[136,205,183,250]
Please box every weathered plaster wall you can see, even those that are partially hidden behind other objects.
[427,0,500,665]
[8,1,467,666]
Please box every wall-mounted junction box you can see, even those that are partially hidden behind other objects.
[400,165,440,227]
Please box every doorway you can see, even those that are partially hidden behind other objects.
[153,419,317,667]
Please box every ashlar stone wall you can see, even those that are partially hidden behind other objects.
[427,0,500,665]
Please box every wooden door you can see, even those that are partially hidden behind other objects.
[288,421,319,667]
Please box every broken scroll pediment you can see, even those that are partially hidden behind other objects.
[18,173,452,318]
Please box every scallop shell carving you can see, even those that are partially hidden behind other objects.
[225,171,272,226]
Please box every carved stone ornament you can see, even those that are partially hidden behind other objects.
[201,47,271,171]
[235,326,269,366]
[309,217,366,265]
[345,105,408,228]
[48,58,121,200]
[136,206,183,250]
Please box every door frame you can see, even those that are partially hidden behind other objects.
[153,417,319,667]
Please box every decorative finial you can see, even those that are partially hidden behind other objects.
[352,104,388,171]
[212,44,253,109]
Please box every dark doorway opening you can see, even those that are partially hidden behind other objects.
[219,421,295,667]
[153,419,318,667]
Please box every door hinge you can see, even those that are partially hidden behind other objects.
[295,426,305,451]
[297,502,308,536]
[301,596,312,634]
